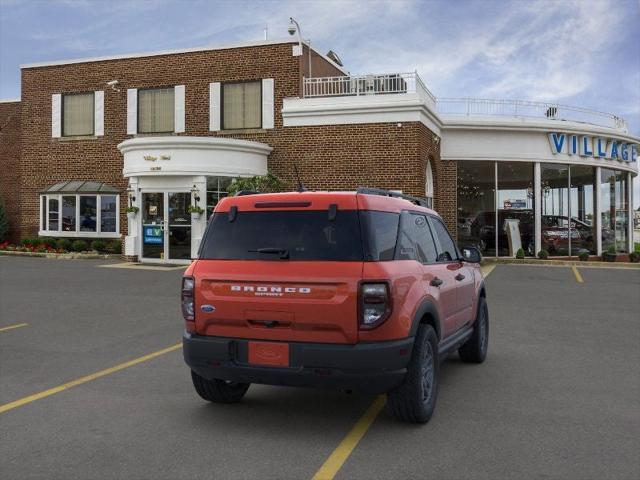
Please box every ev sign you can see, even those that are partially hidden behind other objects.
[548,132,638,163]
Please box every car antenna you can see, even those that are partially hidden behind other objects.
[293,164,308,192]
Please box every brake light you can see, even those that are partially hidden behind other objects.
[182,276,195,321]
[359,282,392,329]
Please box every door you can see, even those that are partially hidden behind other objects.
[141,192,192,263]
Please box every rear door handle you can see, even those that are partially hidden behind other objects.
[455,273,465,281]
[430,277,443,287]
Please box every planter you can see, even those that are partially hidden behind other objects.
[191,212,202,220]
[629,253,640,263]
[127,212,137,222]
[603,253,618,262]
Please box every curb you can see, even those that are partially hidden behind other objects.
[482,258,640,269]
[0,250,121,260]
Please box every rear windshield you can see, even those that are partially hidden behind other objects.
[200,210,364,261]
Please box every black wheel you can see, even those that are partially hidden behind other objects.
[459,296,489,363]
[190,370,250,403]
[387,324,439,424]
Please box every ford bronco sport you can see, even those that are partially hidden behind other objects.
[182,188,488,423]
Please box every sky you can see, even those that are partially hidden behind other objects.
[1,0,639,204]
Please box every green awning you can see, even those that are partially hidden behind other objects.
[41,181,120,194]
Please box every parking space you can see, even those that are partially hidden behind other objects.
[1,258,639,479]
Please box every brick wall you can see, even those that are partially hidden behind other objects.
[0,101,21,241]
[16,40,444,242]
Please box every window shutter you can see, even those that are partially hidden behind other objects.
[94,90,104,136]
[51,94,61,138]
[209,82,221,131]
[127,88,137,135]
[174,85,185,133]
[262,78,274,129]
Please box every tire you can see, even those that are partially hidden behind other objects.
[458,296,489,363]
[190,370,250,404]
[387,325,439,424]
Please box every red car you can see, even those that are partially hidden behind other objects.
[182,188,488,423]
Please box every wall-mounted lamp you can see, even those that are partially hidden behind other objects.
[191,185,201,205]
[126,187,136,206]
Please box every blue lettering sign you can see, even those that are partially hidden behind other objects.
[549,133,565,154]
[620,143,628,161]
[610,141,619,159]
[144,226,163,245]
[580,136,593,156]
[570,135,578,155]
[632,144,638,162]
[596,138,607,157]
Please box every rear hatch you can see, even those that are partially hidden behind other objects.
[193,194,363,344]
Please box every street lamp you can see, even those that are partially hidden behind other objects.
[288,17,311,77]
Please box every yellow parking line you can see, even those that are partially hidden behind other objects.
[0,323,28,333]
[571,265,584,283]
[0,343,181,414]
[312,395,387,480]
[481,264,496,277]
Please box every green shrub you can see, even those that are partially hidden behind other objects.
[578,251,589,261]
[226,172,288,196]
[630,251,640,263]
[21,237,36,247]
[606,244,617,254]
[515,248,525,259]
[107,240,122,254]
[0,197,9,242]
[57,238,72,251]
[90,240,106,252]
[71,240,88,252]
[38,237,57,249]
[537,249,549,260]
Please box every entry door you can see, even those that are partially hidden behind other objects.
[141,192,192,263]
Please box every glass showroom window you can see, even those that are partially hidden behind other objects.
[222,81,261,130]
[569,165,596,255]
[40,194,119,237]
[497,162,534,256]
[601,169,629,253]
[457,161,496,256]
[62,92,94,136]
[206,177,234,217]
[138,88,175,133]
[541,164,570,256]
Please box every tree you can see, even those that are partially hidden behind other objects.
[0,197,9,242]
[226,172,288,196]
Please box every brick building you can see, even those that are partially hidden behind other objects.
[0,38,638,262]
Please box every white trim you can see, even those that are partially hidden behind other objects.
[127,89,137,135]
[39,193,120,237]
[38,231,121,239]
[628,171,633,253]
[209,82,221,131]
[51,94,61,138]
[94,90,104,136]
[19,39,348,75]
[174,85,185,133]
[0,98,20,103]
[534,162,541,255]
[262,78,275,129]
[595,166,602,256]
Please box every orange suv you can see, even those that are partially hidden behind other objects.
[182,188,488,423]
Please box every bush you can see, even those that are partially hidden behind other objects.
[630,252,640,263]
[515,248,525,259]
[606,244,617,254]
[578,251,589,261]
[537,249,549,260]
[107,240,122,254]
[38,237,57,249]
[0,197,9,242]
[90,240,106,252]
[21,237,36,247]
[71,240,88,252]
[226,172,288,196]
[57,238,72,251]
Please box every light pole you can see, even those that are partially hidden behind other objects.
[288,17,311,78]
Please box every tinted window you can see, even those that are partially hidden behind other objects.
[395,212,437,263]
[428,217,457,262]
[200,210,363,261]
[360,211,399,261]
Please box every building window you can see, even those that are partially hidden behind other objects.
[497,162,534,257]
[138,88,175,133]
[222,81,261,129]
[601,168,629,253]
[457,161,496,256]
[39,194,120,237]
[425,160,434,208]
[62,92,94,136]
[206,177,234,216]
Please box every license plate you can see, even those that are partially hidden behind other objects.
[248,341,290,367]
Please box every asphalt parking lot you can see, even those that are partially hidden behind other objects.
[1,257,639,480]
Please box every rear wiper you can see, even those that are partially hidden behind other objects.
[248,247,290,259]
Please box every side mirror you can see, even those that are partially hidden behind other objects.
[461,246,482,263]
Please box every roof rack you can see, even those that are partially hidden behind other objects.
[356,187,431,208]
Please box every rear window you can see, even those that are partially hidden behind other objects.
[359,211,399,261]
[200,210,363,261]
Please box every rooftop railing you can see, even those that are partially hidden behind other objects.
[301,74,627,131]
[436,98,628,131]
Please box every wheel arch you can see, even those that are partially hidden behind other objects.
[409,300,442,340]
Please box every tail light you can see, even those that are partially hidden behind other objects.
[359,282,392,329]
[182,276,195,321]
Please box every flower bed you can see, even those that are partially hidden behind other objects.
[0,237,122,256]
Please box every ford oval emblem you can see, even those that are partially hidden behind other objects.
[200,305,216,313]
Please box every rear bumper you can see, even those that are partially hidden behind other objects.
[183,332,414,394]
